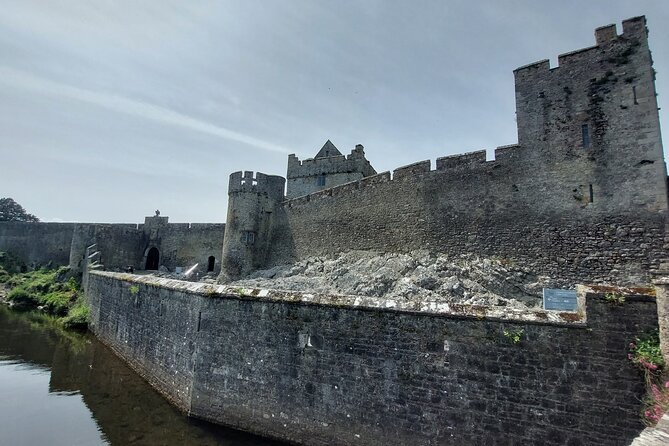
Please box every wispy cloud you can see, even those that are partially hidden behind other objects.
[0,66,291,154]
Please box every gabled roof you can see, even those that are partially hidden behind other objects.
[314,140,342,158]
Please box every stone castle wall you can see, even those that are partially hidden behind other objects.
[0,222,77,268]
[0,219,225,275]
[231,16,668,287]
[86,271,658,446]
[69,219,225,275]
[269,150,665,286]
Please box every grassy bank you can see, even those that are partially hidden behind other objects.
[0,252,89,329]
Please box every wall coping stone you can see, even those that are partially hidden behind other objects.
[86,271,637,327]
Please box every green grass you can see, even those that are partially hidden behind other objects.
[61,298,90,330]
[2,262,90,329]
[0,268,9,283]
[0,251,26,274]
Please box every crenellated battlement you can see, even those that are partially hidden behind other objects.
[513,16,647,80]
[286,141,377,199]
[228,171,285,200]
[393,160,431,179]
[436,150,487,170]
[283,144,528,206]
[222,15,667,288]
[287,145,376,177]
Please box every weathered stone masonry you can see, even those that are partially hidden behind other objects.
[0,222,76,268]
[87,271,658,446]
[0,216,225,275]
[220,16,668,287]
[286,141,377,199]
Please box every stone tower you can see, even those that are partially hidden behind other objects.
[286,141,377,199]
[513,16,667,214]
[218,171,285,282]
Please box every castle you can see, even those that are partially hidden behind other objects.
[1,16,666,290]
[2,16,669,446]
[0,16,665,292]
[218,15,667,286]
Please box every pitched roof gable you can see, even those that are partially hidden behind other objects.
[314,140,342,158]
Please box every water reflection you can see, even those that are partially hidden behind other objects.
[0,306,283,446]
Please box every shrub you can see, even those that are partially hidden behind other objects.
[604,292,625,305]
[629,330,665,372]
[7,286,40,309]
[503,328,524,344]
[61,301,89,330]
[0,268,9,283]
[642,381,669,426]
[629,330,668,426]
[42,290,74,316]
[5,268,77,314]
[0,251,25,273]
[4,265,87,330]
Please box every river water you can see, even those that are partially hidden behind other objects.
[0,306,284,446]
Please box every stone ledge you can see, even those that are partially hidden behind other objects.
[629,415,669,446]
[90,270,587,326]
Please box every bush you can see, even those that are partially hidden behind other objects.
[629,330,665,372]
[61,301,89,330]
[4,265,88,329]
[7,286,40,309]
[0,268,9,283]
[42,290,74,316]
[5,269,77,314]
[629,330,668,426]
[0,251,25,274]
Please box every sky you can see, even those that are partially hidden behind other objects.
[0,1,668,223]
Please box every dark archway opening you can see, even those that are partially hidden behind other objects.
[207,256,216,272]
[146,247,160,270]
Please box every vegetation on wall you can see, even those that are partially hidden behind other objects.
[628,330,668,426]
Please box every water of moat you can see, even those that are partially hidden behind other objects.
[0,306,285,446]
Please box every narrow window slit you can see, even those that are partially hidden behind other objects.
[197,312,202,332]
[581,124,590,148]
[633,86,638,104]
[589,184,594,203]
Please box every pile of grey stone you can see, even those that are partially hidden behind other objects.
[231,251,557,308]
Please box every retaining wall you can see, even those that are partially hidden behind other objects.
[86,271,658,445]
[0,222,76,268]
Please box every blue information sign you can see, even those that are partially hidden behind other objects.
[543,288,578,311]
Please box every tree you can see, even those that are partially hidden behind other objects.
[0,198,39,222]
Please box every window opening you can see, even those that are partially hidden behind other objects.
[589,184,594,203]
[581,124,590,148]
[317,175,326,186]
[244,231,255,244]
[633,86,638,105]
[207,256,216,272]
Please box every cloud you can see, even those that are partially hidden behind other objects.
[0,65,291,154]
